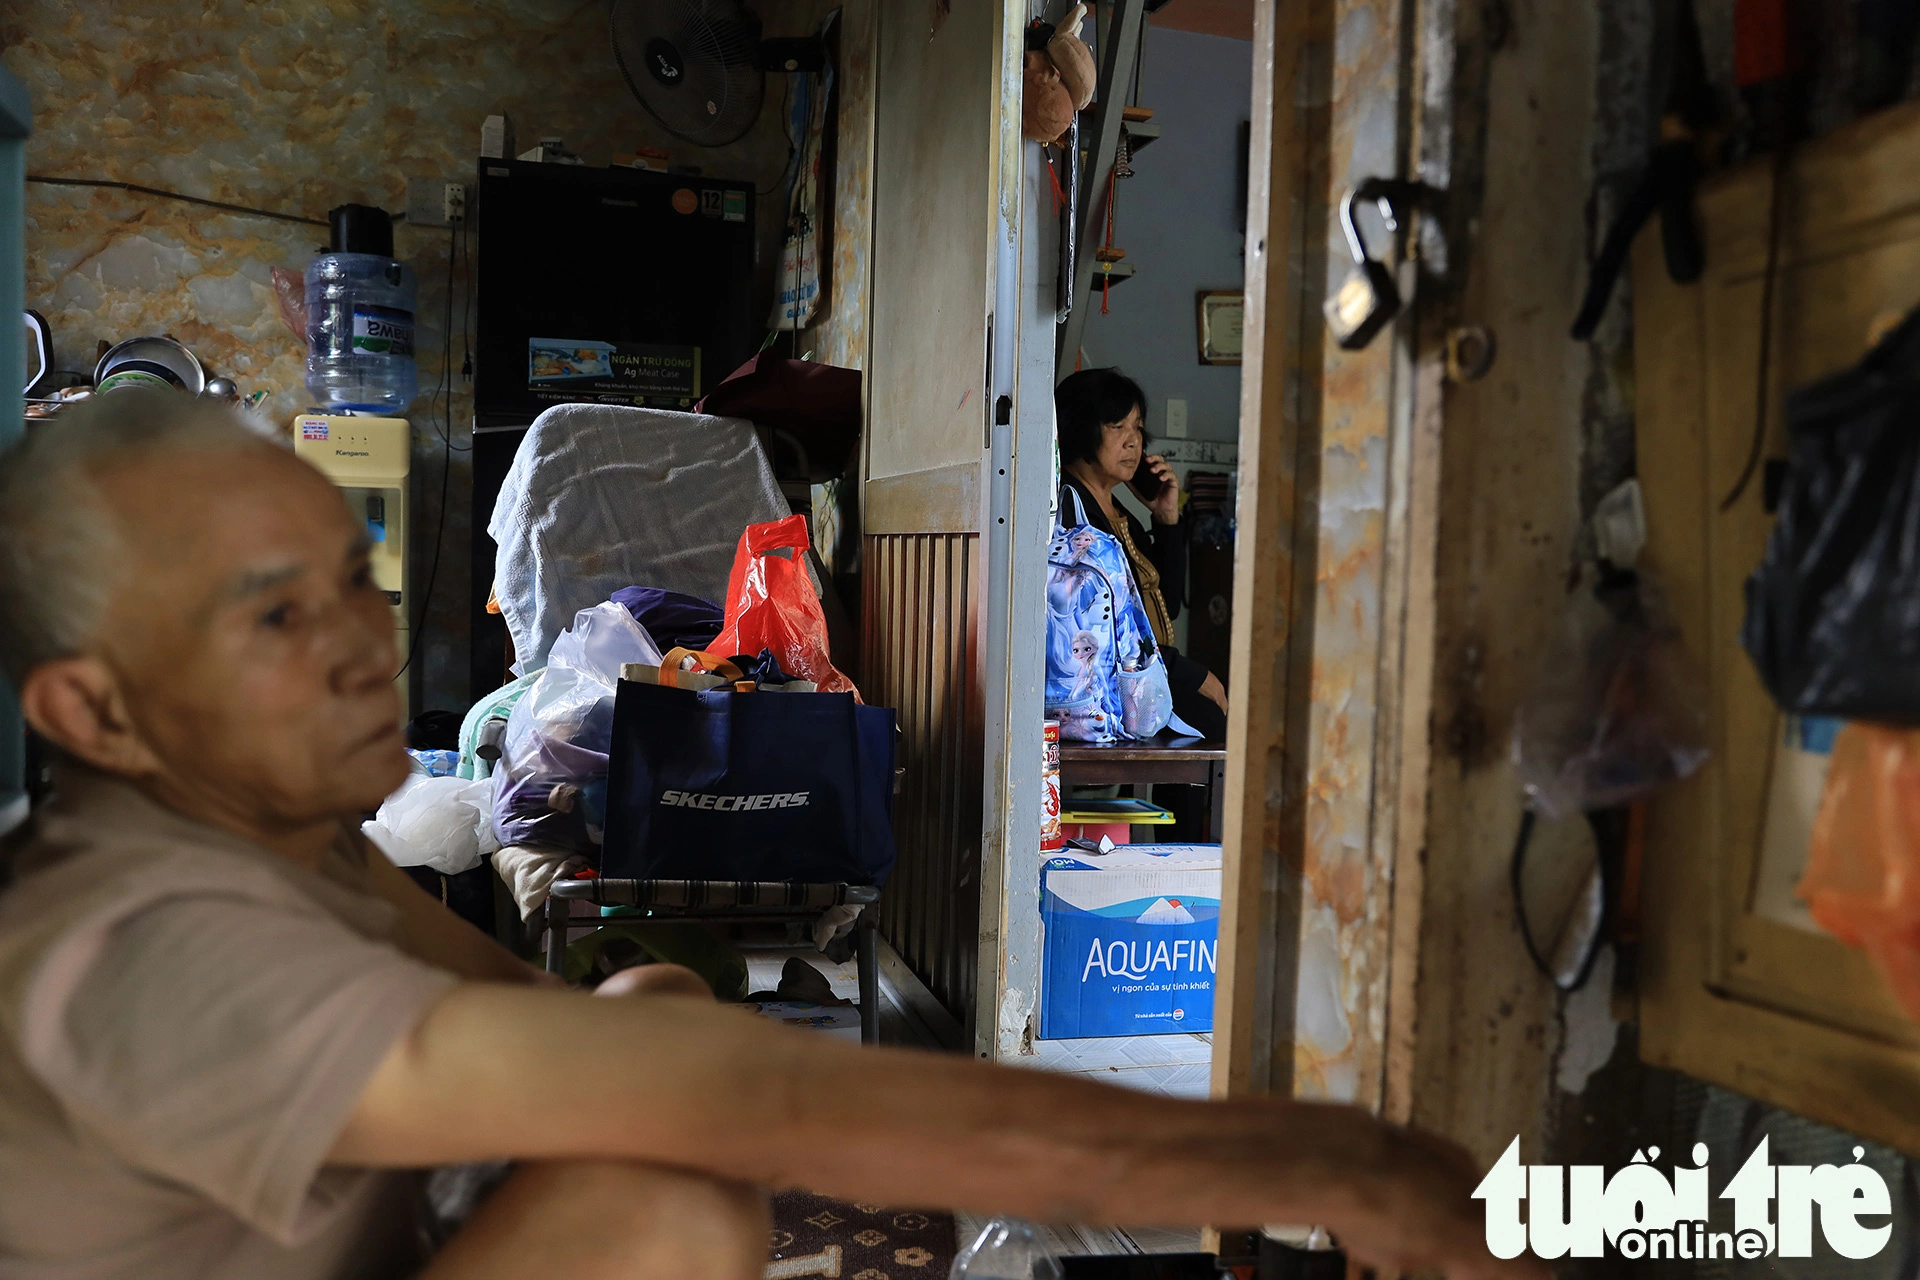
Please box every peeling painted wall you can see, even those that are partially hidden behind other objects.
[4,0,874,711]
[1289,0,1409,1110]
[1287,0,1628,1149]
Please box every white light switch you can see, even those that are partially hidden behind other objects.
[1165,398,1188,438]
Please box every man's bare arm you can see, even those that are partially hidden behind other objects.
[331,984,1536,1279]
[362,854,545,984]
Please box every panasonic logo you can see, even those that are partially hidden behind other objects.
[659,789,811,812]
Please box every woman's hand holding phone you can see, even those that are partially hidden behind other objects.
[1132,455,1180,524]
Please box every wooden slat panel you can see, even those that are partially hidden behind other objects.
[864,532,983,1021]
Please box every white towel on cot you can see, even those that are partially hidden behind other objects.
[491,844,588,924]
[488,403,790,673]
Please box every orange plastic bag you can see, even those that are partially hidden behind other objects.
[1801,722,1920,1020]
[712,515,859,698]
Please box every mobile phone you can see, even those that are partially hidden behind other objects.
[1128,463,1168,503]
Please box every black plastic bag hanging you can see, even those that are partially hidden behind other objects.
[1741,304,1920,723]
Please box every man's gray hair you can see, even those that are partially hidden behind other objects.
[0,390,286,684]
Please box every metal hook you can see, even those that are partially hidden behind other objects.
[1337,187,1374,267]
[1340,176,1429,264]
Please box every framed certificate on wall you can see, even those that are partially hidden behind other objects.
[1197,291,1243,365]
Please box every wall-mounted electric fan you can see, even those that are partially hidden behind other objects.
[610,0,825,148]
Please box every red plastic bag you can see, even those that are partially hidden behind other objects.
[271,266,308,340]
[713,515,859,698]
[1801,722,1920,1021]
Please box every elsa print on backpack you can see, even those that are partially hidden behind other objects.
[1046,487,1186,742]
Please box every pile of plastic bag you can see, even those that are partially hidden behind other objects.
[363,774,500,876]
[363,513,861,933]
[492,599,664,854]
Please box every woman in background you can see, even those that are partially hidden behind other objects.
[1055,367,1228,740]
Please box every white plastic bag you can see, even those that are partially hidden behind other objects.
[1512,567,1709,821]
[498,601,663,788]
[1117,655,1175,738]
[364,773,500,875]
[493,600,664,851]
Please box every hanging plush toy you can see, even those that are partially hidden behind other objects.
[1022,4,1096,144]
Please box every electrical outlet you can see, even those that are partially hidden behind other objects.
[443,182,467,223]
[1165,398,1189,438]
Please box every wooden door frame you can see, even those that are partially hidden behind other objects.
[1211,0,1443,1114]
[976,0,1060,1062]
[1210,0,1320,1101]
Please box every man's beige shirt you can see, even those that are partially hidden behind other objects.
[0,769,457,1279]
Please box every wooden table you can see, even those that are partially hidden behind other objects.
[1056,740,1228,842]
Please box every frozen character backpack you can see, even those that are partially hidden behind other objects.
[1045,486,1182,742]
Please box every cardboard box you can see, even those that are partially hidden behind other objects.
[1039,844,1221,1039]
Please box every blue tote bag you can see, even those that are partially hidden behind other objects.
[602,677,898,886]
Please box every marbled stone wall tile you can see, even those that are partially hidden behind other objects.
[7,0,876,711]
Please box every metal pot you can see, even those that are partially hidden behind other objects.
[94,336,206,395]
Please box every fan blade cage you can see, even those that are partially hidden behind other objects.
[612,0,767,148]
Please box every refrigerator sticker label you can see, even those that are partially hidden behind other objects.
[527,338,702,402]
[723,190,747,223]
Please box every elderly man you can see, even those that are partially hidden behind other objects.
[0,391,1532,1280]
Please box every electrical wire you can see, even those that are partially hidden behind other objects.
[26,175,334,227]
[1720,146,1791,511]
[1509,806,1612,994]
[396,220,459,682]
[757,76,799,197]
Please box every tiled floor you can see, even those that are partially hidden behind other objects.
[741,944,950,1048]
[996,1032,1213,1254]
[742,945,859,1000]
[1016,1031,1215,1100]
[747,946,1216,1097]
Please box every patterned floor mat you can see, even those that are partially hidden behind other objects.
[767,1189,958,1280]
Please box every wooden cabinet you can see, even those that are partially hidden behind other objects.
[1635,102,1920,1153]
